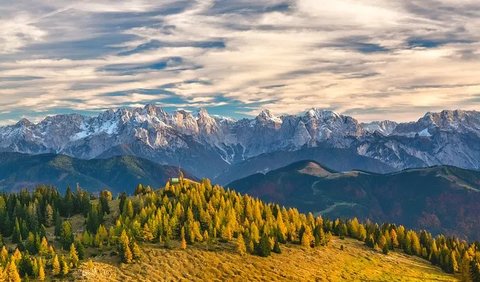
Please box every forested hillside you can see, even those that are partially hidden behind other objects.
[0,176,478,281]
[230,160,480,240]
[0,152,192,193]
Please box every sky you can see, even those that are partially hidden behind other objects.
[0,0,479,125]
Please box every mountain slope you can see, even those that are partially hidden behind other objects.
[74,238,456,282]
[214,146,393,184]
[1,105,480,179]
[0,152,191,193]
[229,160,480,240]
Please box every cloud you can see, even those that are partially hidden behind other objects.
[0,0,479,124]
[0,16,47,54]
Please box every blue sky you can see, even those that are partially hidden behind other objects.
[0,0,479,124]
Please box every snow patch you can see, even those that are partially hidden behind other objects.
[418,128,431,137]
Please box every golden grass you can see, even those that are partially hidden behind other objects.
[73,237,458,282]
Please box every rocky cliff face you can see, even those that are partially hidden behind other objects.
[1,105,479,179]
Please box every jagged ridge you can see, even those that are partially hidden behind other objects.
[1,105,479,180]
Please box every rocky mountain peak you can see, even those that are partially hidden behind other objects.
[16,118,33,127]
[256,109,281,122]
[361,120,398,136]
[305,108,340,120]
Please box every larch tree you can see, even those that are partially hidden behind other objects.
[6,261,21,282]
[236,233,247,255]
[52,255,61,276]
[69,243,79,267]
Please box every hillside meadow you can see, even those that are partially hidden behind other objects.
[73,237,457,281]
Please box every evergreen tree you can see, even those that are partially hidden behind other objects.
[119,192,127,214]
[99,190,111,215]
[60,221,74,250]
[63,186,74,217]
[382,244,389,255]
[273,240,282,254]
[470,259,480,282]
[44,204,54,227]
[12,218,22,243]
[54,211,62,237]
[75,241,86,260]
[255,234,271,257]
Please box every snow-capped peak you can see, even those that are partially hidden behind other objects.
[256,109,282,124]
[305,108,340,120]
[361,120,398,136]
[0,105,480,178]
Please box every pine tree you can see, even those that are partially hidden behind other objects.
[12,218,22,243]
[470,259,480,282]
[382,244,389,255]
[273,240,282,254]
[64,186,74,217]
[366,235,375,248]
[45,204,54,227]
[99,190,112,215]
[60,220,74,250]
[119,192,127,214]
[54,211,62,237]
[255,234,271,257]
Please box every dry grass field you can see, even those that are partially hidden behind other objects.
[72,236,458,282]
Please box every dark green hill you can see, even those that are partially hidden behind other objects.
[0,152,191,193]
[228,160,480,240]
[214,147,394,185]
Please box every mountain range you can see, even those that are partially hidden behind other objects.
[1,105,479,184]
[0,152,190,193]
[229,160,480,240]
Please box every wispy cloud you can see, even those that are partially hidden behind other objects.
[0,0,479,123]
